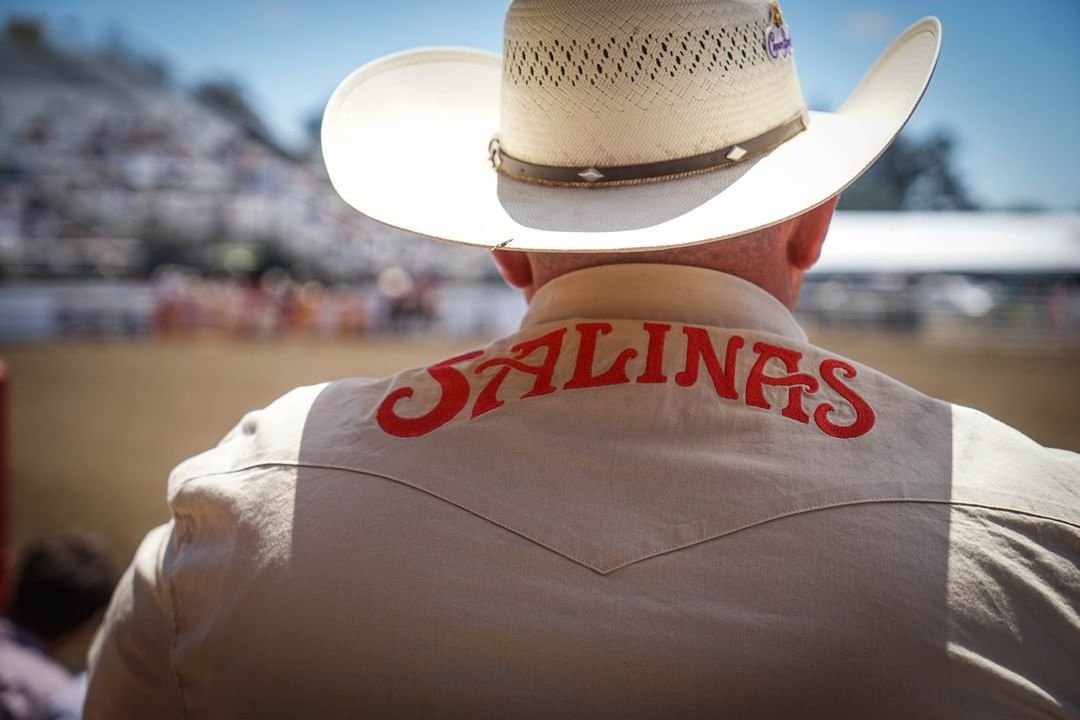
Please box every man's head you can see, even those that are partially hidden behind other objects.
[493,197,838,308]
[7,531,116,669]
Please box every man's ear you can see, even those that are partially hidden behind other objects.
[787,196,839,271]
[492,249,534,290]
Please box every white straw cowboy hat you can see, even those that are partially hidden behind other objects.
[322,0,941,252]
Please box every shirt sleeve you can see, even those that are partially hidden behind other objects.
[84,523,184,719]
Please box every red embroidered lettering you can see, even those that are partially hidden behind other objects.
[814,359,877,439]
[376,349,485,437]
[471,366,512,419]
[635,322,671,384]
[745,342,819,423]
[675,327,743,399]
[564,322,638,389]
[472,328,567,417]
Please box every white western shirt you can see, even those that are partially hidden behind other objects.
[87,265,1079,719]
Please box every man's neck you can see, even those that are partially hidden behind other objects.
[525,238,800,310]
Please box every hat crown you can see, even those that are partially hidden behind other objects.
[500,0,806,167]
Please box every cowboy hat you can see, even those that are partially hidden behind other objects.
[321,0,941,252]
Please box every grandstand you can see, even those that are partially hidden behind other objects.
[0,19,492,285]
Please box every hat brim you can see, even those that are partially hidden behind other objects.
[322,18,941,252]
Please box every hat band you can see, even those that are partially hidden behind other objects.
[490,112,808,188]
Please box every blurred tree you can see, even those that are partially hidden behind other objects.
[98,24,172,88]
[1000,201,1048,213]
[839,130,978,211]
[100,24,132,63]
[193,77,277,147]
[4,17,45,46]
[138,57,173,88]
[303,108,322,148]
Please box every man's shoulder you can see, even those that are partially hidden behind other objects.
[950,401,1079,469]
[807,338,1079,525]
[947,402,1079,527]
[167,380,364,494]
[164,345,488,497]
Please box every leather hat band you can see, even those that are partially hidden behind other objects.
[489,112,808,188]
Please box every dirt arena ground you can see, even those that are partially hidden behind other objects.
[3,332,1078,570]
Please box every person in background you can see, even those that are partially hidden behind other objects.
[1,532,116,720]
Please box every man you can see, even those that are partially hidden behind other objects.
[87,1,1079,717]
[1,531,116,720]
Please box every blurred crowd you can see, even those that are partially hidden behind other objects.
[149,266,442,338]
[0,86,489,284]
[0,103,374,280]
[0,92,491,338]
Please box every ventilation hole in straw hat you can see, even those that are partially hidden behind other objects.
[504,20,769,92]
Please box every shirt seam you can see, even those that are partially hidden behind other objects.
[170,460,1080,575]
[164,521,189,718]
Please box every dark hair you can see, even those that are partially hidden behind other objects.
[8,531,117,644]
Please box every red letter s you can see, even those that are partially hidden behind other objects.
[813,359,876,439]
[376,349,485,438]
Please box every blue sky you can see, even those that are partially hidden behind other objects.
[3,0,1079,210]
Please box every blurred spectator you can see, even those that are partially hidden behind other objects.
[0,531,117,720]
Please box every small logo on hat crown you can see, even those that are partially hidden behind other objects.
[765,1,793,63]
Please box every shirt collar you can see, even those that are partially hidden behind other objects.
[521,264,807,342]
